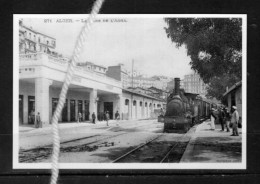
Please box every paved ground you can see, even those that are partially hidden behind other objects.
[19,119,158,150]
[19,119,242,163]
[180,120,242,163]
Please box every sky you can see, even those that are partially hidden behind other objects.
[23,17,193,78]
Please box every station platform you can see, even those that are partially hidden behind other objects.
[180,120,242,163]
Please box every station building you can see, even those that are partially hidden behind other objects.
[18,21,165,127]
[223,81,242,119]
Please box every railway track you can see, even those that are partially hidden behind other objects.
[112,127,194,163]
[19,121,162,163]
[19,132,128,162]
[160,132,191,163]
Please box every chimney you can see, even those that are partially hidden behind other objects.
[174,78,180,95]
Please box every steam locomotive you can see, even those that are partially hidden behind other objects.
[163,78,214,133]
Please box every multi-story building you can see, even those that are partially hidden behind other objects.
[130,76,155,89]
[183,73,207,96]
[19,20,56,55]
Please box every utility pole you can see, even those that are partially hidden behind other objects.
[131,59,134,119]
[132,59,134,88]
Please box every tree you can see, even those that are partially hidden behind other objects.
[164,18,242,100]
[205,74,240,101]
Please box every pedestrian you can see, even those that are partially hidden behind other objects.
[78,112,82,123]
[106,111,110,126]
[35,112,41,128]
[231,106,239,136]
[210,108,216,130]
[223,107,230,132]
[115,110,120,126]
[218,108,224,131]
[30,110,35,125]
[103,111,106,122]
[92,112,96,124]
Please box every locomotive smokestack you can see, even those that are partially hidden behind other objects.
[174,78,180,95]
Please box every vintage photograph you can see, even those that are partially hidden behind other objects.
[13,14,246,169]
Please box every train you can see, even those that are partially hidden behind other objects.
[162,78,216,133]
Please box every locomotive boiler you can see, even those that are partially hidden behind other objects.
[163,78,196,133]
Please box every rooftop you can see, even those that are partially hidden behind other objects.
[20,21,56,40]
[223,81,242,97]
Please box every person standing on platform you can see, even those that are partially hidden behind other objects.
[35,112,41,128]
[115,110,120,126]
[210,108,216,130]
[219,108,225,131]
[231,106,239,136]
[92,112,96,124]
[78,112,82,123]
[106,111,110,126]
[223,107,230,132]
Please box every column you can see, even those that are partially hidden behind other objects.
[82,100,85,121]
[129,95,133,120]
[114,94,123,119]
[35,78,52,127]
[68,98,71,121]
[75,100,78,122]
[23,95,28,124]
[89,88,97,121]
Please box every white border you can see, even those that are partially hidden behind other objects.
[13,14,247,170]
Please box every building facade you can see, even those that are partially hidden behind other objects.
[223,81,242,119]
[183,73,207,96]
[106,64,130,89]
[19,20,56,55]
[18,23,165,127]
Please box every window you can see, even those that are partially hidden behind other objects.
[38,37,41,43]
[47,40,49,45]
[125,99,129,105]
[145,102,147,107]
[140,101,142,106]
[133,100,136,106]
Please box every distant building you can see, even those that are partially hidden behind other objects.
[77,61,107,75]
[106,64,129,88]
[148,86,168,100]
[19,20,56,55]
[167,79,184,92]
[130,76,155,89]
[183,73,207,96]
